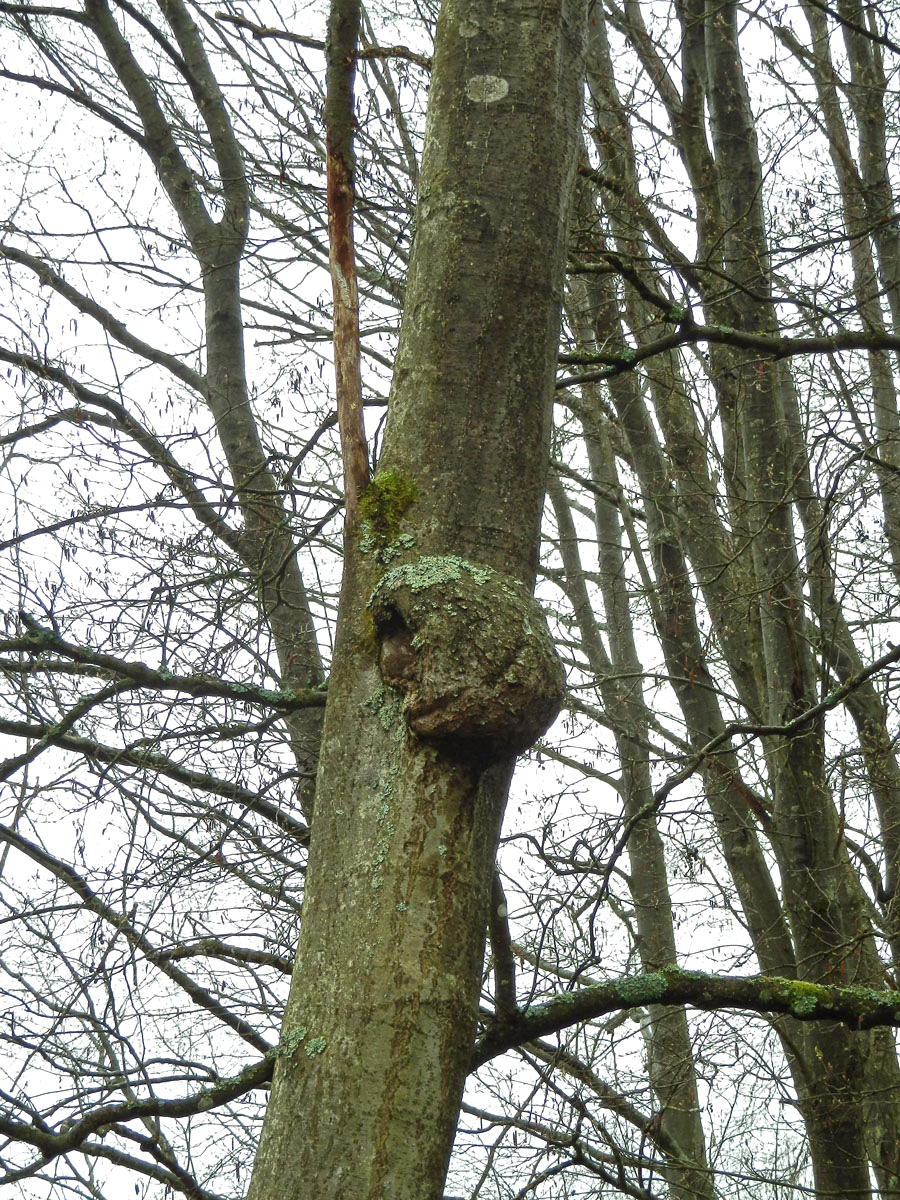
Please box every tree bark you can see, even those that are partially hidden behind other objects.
[246,2,586,1197]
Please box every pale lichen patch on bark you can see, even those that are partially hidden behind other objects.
[465,75,509,103]
[277,1025,308,1058]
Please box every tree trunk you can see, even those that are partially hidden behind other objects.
[246,2,586,1197]
[704,3,877,1191]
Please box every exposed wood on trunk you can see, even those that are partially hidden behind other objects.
[325,0,370,525]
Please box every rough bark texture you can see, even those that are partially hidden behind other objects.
[246,3,586,1198]
[369,557,565,757]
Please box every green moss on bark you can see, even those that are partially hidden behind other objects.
[358,470,418,551]
[616,972,669,1004]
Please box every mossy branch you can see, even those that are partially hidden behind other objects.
[7,618,327,711]
[473,967,900,1067]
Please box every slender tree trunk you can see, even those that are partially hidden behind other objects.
[84,0,325,818]
[246,3,586,1197]
[704,4,876,1191]
[558,264,716,1198]
[551,466,716,1200]
[797,0,900,586]
[587,4,900,1189]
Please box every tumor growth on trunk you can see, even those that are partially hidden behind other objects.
[369,555,565,758]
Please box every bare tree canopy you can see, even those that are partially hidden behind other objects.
[2,0,900,1196]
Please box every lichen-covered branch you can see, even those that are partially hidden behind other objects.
[474,968,900,1067]
[5,618,328,712]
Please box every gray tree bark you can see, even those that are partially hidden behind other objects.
[704,3,890,1191]
[246,2,587,1197]
[584,3,900,1191]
